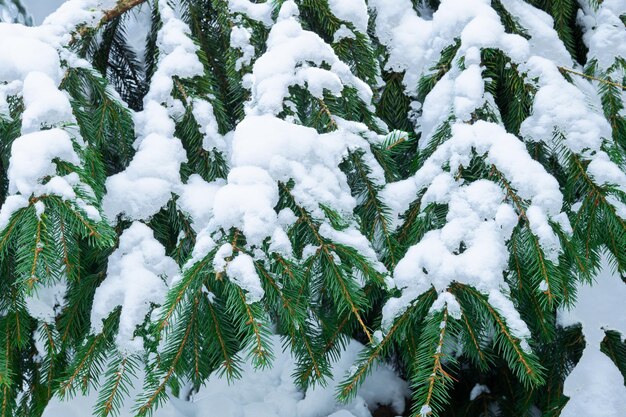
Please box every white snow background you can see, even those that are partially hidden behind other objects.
[43,336,410,417]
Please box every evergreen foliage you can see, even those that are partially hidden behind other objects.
[0,0,625,416]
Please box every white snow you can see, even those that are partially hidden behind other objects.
[231,25,255,71]
[559,257,626,417]
[429,291,462,320]
[488,289,531,351]
[210,166,280,248]
[0,0,121,229]
[228,0,273,27]
[198,114,382,266]
[319,223,386,274]
[0,24,62,83]
[333,25,356,43]
[42,0,112,33]
[231,115,360,218]
[25,279,67,323]
[368,0,611,339]
[20,70,73,133]
[382,121,563,337]
[90,222,179,354]
[213,243,234,273]
[577,0,626,71]
[328,0,368,33]
[368,0,529,96]
[2,1,626,417]
[0,195,28,231]
[520,57,611,155]
[244,1,372,116]
[499,0,571,65]
[419,405,432,417]
[469,383,490,401]
[7,128,80,196]
[102,0,226,222]
[184,228,218,270]
[177,175,224,232]
[103,133,187,221]
[44,335,408,417]
[226,253,264,303]
[519,56,626,218]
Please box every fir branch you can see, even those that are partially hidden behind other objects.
[281,183,374,341]
[235,287,269,363]
[459,307,488,368]
[204,297,239,380]
[100,358,127,416]
[58,334,104,396]
[137,296,199,416]
[41,323,57,399]
[321,248,372,343]
[0,208,26,255]
[95,355,138,417]
[349,151,397,268]
[1,321,11,417]
[451,284,545,387]
[298,314,350,385]
[157,257,211,332]
[27,219,43,289]
[490,166,556,304]
[421,308,452,414]
[339,288,437,400]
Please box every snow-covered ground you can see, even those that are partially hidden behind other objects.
[559,259,626,417]
[43,336,409,417]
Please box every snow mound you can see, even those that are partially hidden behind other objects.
[90,222,179,354]
[559,258,626,417]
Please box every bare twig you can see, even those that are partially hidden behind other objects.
[76,0,148,38]
[558,66,626,90]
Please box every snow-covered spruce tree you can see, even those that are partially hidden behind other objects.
[0,0,32,25]
[0,0,624,416]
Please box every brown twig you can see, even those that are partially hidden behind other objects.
[76,0,148,38]
[558,66,626,90]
